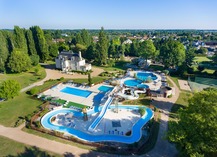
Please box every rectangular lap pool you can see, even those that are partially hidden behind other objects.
[60,87,92,98]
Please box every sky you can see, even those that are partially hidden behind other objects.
[0,0,217,30]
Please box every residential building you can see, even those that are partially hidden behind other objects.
[55,51,91,72]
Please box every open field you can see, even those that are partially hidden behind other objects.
[193,56,212,62]
[0,135,60,157]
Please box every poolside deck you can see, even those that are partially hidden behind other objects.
[42,83,114,107]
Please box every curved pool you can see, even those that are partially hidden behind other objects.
[137,72,157,81]
[124,79,149,89]
[41,105,153,144]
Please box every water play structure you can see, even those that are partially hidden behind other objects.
[117,88,146,100]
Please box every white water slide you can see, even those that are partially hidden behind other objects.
[117,89,146,100]
[88,96,113,132]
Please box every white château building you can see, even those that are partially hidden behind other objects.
[55,51,91,72]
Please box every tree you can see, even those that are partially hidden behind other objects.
[138,40,157,64]
[25,30,37,55]
[13,26,28,53]
[75,33,83,45]
[8,50,32,73]
[96,27,109,65]
[108,41,116,58]
[88,73,92,86]
[0,80,21,99]
[130,41,139,56]
[30,26,49,62]
[30,54,40,66]
[186,47,196,67]
[0,31,9,72]
[85,44,95,61]
[196,47,208,55]
[213,54,217,64]
[80,29,91,46]
[168,88,217,156]
[48,43,58,58]
[160,40,186,68]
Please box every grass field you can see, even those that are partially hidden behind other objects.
[0,136,60,157]
[170,92,191,120]
[193,56,212,62]
[0,93,42,127]
[0,65,46,88]
[72,76,108,84]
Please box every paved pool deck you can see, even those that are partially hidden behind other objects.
[42,83,114,107]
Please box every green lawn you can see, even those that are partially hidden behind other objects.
[170,92,191,119]
[122,94,151,106]
[0,65,46,88]
[98,61,129,71]
[169,76,180,89]
[72,76,108,84]
[65,101,88,109]
[193,56,212,62]
[0,136,60,157]
[0,93,42,127]
[202,69,215,74]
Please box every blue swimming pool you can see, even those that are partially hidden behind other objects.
[124,79,149,88]
[137,72,157,81]
[124,79,142,87]
[41,105,153,144]
[98,85,113,92]
[60,87,92,98]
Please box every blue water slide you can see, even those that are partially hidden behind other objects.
[88,96,113,132]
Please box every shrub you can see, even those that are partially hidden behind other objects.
[59,77,64,81]
[162,70,169,75]
[29,88,39,95]
[139,107,146,116]
[168,94,172,98]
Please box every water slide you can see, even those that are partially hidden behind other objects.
[88,96,113,132]
[117,89,146,100]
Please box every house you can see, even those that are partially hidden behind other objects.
[55,51,91,72]
[123,39,132,44]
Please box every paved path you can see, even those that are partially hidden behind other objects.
[0,124,112,157]
[144,76,180,157]
[1,72,180,156]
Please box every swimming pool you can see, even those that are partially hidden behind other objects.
[124,79,149,88]
[41,105,153,144]
[60,87,92,98]
[137,72,157,81]
[98,85,113,92]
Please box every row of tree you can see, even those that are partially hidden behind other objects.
[0,26,59,73]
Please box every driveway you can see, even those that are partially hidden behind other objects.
[21,65,104,92]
